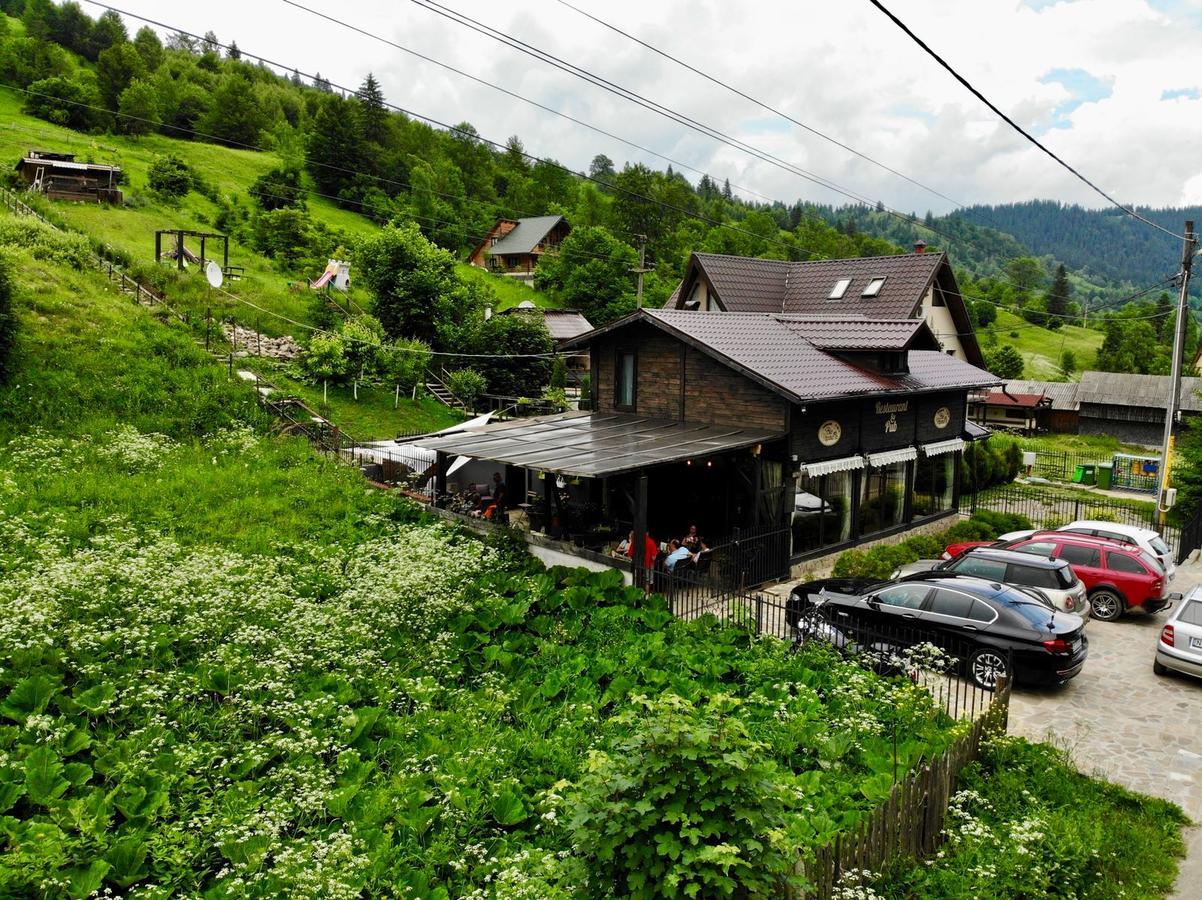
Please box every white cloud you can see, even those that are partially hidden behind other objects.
[110,0,1202,213]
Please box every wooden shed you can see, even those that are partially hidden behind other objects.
[14,150,123,204]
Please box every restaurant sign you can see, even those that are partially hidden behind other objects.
[874,400,908,434]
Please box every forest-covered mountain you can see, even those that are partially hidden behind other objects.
[954,200,1200,291]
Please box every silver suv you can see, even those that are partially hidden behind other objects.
[894,546,1091,618]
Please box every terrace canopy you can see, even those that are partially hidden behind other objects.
[414,411,784,478]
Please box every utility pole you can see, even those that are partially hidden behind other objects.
[1158,219,1197,522]
[631,233,652,307]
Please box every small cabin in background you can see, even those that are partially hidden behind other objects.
[499,301,594,375]
[468,215,570,282]
[14,150,123,204]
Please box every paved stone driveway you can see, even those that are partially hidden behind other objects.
[1007,573,1202,897]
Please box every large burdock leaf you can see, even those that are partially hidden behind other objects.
[24,745,70,806]
[1,674,61,723]
[490,789,528,826]
[65,860,110,900]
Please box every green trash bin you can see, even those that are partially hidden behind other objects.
[1097,463,1113,490]
[1080,463,1097,486]
[1073,464,1086,484]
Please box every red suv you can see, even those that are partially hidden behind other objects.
[945,531,1172,622]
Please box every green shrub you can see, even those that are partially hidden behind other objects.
[146,153,193,199]
[0,218,92,268]
[901,534,945,559]
[569,693,803,898]
[447,367,486,411]
[943,520,996,543]
[969,509,1033,535]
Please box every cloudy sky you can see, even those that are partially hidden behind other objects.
[103,0,1202,215]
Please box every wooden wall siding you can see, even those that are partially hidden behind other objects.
[915,392,964,443]
[590,329,787,430]
[790,400,862,463]
[682,347,788,431]
[789,392,963,462]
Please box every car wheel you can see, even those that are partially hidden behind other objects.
[1153,659,1168,676]
[968,648,1009,691]
[1089,589,1125,622]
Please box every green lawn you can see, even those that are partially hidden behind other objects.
[983,309,1104,379]
[456,262,560,311]
[0,88,375,333]
[250,361,465,440]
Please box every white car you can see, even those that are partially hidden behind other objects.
[1154,588,1202,680]
[998,520,1176,584]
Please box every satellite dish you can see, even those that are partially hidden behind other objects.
[205,260,224,288]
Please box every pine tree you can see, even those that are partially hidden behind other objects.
[356,72,388,144]
[227,40,241,61]
[1044,263,1070,331]
[306,95,365,196]
[722,178,732,200]
[1155,292,1172,341]
[290,69,302,87]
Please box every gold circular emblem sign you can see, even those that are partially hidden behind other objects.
[818,420,842,447]
[933,406,951,429]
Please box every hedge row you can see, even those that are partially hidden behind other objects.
[829,510,1034,580]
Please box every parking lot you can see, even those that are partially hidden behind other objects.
[1008,573,1202,897]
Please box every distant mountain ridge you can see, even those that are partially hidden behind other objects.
[951,200,1201,290]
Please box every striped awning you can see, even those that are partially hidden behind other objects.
[921,438,965,458]
[799,455,866,477]
[865,447,919,468]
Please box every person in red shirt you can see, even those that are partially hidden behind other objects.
[623,529,658,570]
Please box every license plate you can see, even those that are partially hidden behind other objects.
[1190,637,1202,651]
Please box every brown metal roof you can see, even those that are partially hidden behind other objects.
[683,251,942,318]
[775,317,934,351]
[980,391,1050,408]
[628,309,996,402]
[689,253,792,312]
[413,411,782,477]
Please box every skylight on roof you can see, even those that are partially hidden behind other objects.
[828,278,851,300]
[862,277,887,298]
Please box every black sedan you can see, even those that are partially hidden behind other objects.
[788,573,1088,690]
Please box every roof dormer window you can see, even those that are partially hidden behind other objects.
[862,276,886,298]
[828,279,851,300]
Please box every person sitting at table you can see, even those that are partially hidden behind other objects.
[682,524,701,551]
[624,529,658,570]
[665,538,698,573]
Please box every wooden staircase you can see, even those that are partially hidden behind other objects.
[425,369,466,411]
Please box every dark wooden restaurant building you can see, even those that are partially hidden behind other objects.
[418,305,997,580]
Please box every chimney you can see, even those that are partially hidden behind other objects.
[914,240,927,254]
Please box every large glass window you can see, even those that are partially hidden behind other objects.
[792,470,854,554]
[913,453,956,518]
[858,461,907,537]
[615,350,636,409]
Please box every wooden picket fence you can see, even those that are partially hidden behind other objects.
[798,675,1012,898]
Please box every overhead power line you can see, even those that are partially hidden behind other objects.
[553,0,966,210]
[68,2,1186,319]
[865,0,1183,242]
[404,0,976,246]
[80,1,828,262]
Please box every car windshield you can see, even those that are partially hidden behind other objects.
[1150,536,1170,556]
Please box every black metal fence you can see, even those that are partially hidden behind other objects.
[649,566,1005,721]
[973,483,1185,555]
